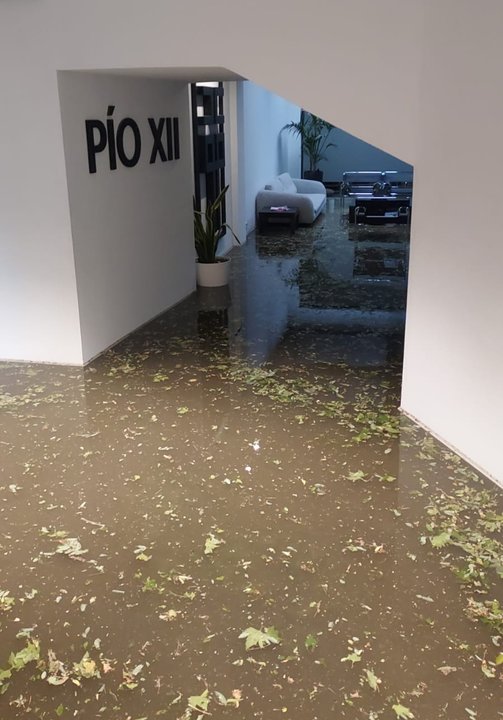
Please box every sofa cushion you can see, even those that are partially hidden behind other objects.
[266,176,285,193]
[278,172,297,194]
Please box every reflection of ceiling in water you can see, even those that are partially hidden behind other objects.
[298,256,407,312]
[353,246,407,278]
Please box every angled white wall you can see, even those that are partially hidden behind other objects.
[58,72,195,362]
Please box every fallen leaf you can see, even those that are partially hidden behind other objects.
[364,668,381,691]
[239,627,281,651]
[204,533,223,555]
[392,703,414,719]
[437,665,457,675]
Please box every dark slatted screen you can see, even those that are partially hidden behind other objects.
[191,83,226,226]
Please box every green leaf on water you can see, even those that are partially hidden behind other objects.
[480,660,496,678]
[239,626,281,651]
[347,470,367,482]
[188,688,210,712]
[430,531,452,548]
[214,690,228,706]
[437,665,457,675]
[341,648,362,665]
[72,652,100,679]
[0,667,12,686]
[204,533,223,555]
[392,703,414,719]
[136,553,151,562]
[495,653,503,665]
[0,591,15,612]
[55,704,65,717]
[9,640,40,670]
[304,634,318,652]
[378,473,396,483]
[364,668,381,691]
[55,538,88,557]
[142,577,159,592]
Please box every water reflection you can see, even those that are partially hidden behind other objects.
[235,198,408,366]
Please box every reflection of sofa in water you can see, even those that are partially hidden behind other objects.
[256,172,326,224]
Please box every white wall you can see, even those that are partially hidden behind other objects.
[318,128,413,182]
[0,61,83,364]
[401,0,503,485]
[58,72,195,362]
[238,81,301,233]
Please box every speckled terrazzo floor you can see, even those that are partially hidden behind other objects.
[0,199,502,720]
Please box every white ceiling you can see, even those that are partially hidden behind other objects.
[69,66,245,82]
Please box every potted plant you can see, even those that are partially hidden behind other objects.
[283,112,336,181]
[194,184,240,287]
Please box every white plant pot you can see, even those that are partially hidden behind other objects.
[196,257,231,287]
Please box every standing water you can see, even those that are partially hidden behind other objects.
[1,200,502,719]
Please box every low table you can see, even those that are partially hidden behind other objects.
[348,196,411,225]
[258,206,299,234]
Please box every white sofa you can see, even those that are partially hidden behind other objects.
[256,172,327,225]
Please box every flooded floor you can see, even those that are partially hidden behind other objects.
[1,199,502,720]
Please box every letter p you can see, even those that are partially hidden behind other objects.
[85,120,107,174]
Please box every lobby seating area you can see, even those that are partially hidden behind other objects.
[255,171,326,224]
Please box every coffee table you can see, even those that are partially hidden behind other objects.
[258,206,299,234]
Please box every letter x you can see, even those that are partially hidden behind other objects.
[148,118,167,163]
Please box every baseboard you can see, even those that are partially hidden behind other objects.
[83,290,196,366]
[399,407,502,490]
[0,356,82,368]
[0,289,199,369]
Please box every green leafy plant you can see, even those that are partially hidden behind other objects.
[283,113,336,174]
[194,185,240,264]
